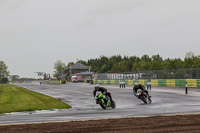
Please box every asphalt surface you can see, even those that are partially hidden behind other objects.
[1,82,200,125]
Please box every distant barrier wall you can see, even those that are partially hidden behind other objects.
[93,79,200,88]
[48,80,61,85]
[42,80,61,85]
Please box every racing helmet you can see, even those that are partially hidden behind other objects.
[134,82,139,88]
[95,85,99,90]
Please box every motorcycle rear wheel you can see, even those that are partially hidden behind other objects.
[111,101,116,109]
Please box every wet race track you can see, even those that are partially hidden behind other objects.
[1,82,200,125]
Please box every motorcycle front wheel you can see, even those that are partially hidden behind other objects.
[141,96,147,104]
[148,98,152,103]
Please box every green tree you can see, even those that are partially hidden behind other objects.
[111,60,129,72]
[141,54,151,62]
[99,64,108,73]
[67,62,74,67]
[184,52,195,68]
[192,56,200,68]
[108,56,117,72]
[98,56,109,67]
[185,51,195,59]
[53,60,67,79]
[151,61,162,70]
[0,61,9,83]
[128,56,140,71]
[132,60,150,71]
[78,60,87,65]
[10,75,20,82]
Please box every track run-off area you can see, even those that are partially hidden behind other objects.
[1,82,200,125]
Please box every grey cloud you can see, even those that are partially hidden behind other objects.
[0,0,27,11]
[79,0,150,27]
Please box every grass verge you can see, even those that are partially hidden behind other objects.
[0,84,71,114]
[47,80,61,85]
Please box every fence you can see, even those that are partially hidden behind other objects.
[96,68,200,80]
[93,79,200,88]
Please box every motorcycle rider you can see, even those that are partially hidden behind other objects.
[93,86,113,104]
[39,80,42,85]
[133,82,151,98]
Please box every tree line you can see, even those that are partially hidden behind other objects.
[72,51,200,73]
[53,51,200,79]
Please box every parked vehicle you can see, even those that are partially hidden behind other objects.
[76,76,83,82]
[71,75,83,83]
[71,76,77,83]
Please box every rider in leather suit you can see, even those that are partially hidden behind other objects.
[93,86,113,103]
[133,82,151,98]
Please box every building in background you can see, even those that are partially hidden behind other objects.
[66,63,91,82]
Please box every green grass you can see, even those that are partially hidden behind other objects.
[0,84,71,114]
[47,80,61,85]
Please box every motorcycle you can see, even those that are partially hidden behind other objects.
[135,89,152,104]
[95,92,116,109]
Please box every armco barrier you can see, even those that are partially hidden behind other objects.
[93,79,200,88]
[198,80,200,88]
[175,79,185,87]
[151,80,158,87]
[158,80,166,87]
[166,80,176,87]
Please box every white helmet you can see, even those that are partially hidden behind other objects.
[134,82,139,88]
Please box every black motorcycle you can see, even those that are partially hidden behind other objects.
[135,89,152,104]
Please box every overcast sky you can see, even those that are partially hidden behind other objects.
[0,0,200,78]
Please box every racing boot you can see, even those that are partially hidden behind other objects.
[110,97,114,106]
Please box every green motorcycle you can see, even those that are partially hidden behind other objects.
[95,92,116,109]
